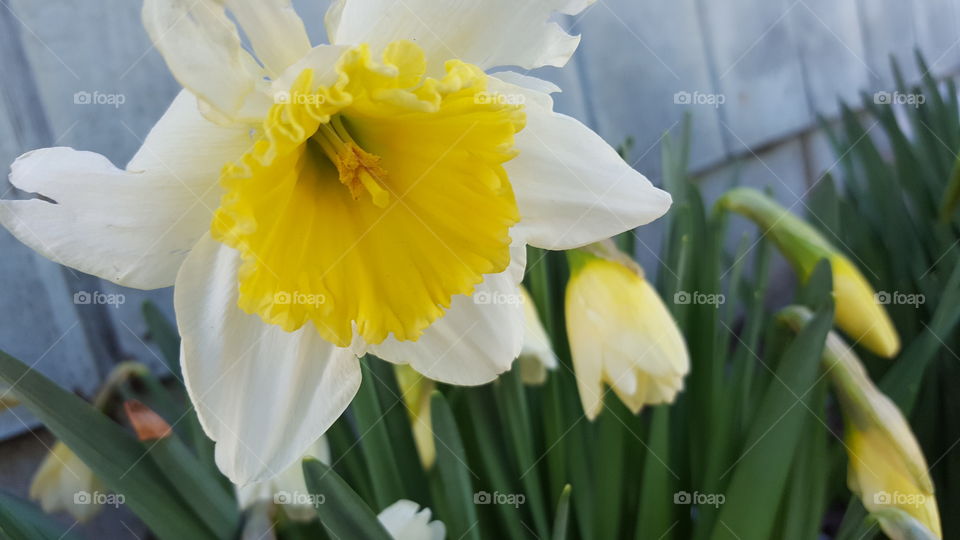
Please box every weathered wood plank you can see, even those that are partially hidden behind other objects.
[6,0,183,376]
[788,0,872,117]
[857,0,921,87]
[572,0,727,178]
[699,0,812,149]
[913,0,960,77]
[0,0,107,439]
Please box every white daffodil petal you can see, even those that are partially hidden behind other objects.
[369,244,526,386]
[175,235,361,485]
[325,0,594,73]
[0,91,252,289]
[142,0,265,121]
[225,0,311,77]
[271,44,352,97]
[237,438,330,521]
[505,88,672,250]
[378,500,446,540]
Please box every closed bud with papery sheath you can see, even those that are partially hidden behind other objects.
[565,241,689,420]
[719,187,900,358]
[780,307,940,539]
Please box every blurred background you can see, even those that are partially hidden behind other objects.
[0,0,958,535]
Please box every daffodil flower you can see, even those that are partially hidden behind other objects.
[565,241,689,419]
[29,441,106,523]
[0,0,671,484]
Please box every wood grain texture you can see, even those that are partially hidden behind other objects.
[788,0,872,117]
[858,0,921,87]
[572,0,727,178]
[700,0,812,149]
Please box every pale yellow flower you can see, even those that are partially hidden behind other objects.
[395,365,436,469]
[565,242,689,419]
[29,441,105,522]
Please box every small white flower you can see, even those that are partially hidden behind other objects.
[517,286,557,385]
[378,499,445,540]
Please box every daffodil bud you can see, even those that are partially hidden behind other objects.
[395,365,436,469]
[780,307,940,538]
[29,441,105,522]
[719,188,900,357]
[517,286,557,385]
[565,241,689,420]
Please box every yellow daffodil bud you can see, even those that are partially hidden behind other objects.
[719,187,900,357]
[395,365,436,469]
[29,441,105,522]
[518,286,557,385]
[780,307,940,538]
[565,241,689,420]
